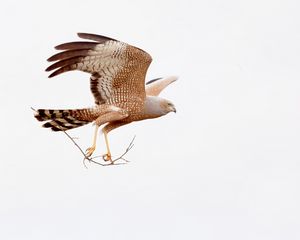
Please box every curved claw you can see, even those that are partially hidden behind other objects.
[102,153,112,162]
[85,146,96,158]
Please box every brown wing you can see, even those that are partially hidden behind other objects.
[46,33,152,104]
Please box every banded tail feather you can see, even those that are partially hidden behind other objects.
[34,108,92,131]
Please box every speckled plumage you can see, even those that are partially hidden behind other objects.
[34,33,177,159]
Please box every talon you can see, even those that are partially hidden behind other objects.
[103,153,112,162]
[85,146,95,157]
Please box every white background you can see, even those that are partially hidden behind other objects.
[1,0,300,239]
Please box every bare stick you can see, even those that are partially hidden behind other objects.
[91,135,135,164]
[62,130,135,167]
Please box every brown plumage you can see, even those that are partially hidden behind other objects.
[34,33,177,161]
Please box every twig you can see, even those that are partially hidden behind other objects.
[62,130,135,167]
[91,135,135,164]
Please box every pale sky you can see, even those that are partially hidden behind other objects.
[1,0,300,239]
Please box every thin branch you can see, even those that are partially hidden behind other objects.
[62,130,135,167]
[91,135,135,164]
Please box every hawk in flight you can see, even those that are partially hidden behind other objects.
[34,33,177,161]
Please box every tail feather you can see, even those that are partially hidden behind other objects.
[34,109,71,121]
[34,108,91,131]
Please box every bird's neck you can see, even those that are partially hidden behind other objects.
[143,96,165,119]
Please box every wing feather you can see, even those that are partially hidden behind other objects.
[46,56,84,72]
[46,33,152,104]
[55,42,98,50]
[48,65,74,78]
[146,78,163,85]
[145,76,178,96]
[47,49,91,61]
[77,33,117,42]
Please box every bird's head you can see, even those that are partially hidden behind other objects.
[144,96,176,118]
[160,99,177,114]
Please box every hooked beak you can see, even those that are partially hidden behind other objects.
[172,106,177,113]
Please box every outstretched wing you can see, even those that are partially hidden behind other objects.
[46,33,152,104]
[145,76,178,96]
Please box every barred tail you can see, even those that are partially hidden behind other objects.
[34,108,92,131]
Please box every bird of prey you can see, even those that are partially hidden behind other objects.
[34,33,177,161]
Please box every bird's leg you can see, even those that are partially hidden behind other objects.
[85,125,99,157]
[102,130,112,162]
[92,109,128,162]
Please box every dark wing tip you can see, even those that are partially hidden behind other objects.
[146,78,163,85]
[47,54,59,62]
[54,41,98,50]
[48,72,56,78]
[47,67,66,78]
[77,33,117,43]
[47,49,90,62]
[48,68,64,78]
[45,66,51,72]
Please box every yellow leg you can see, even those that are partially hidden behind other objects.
[85,125,99,157]
[103,131,112,162]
